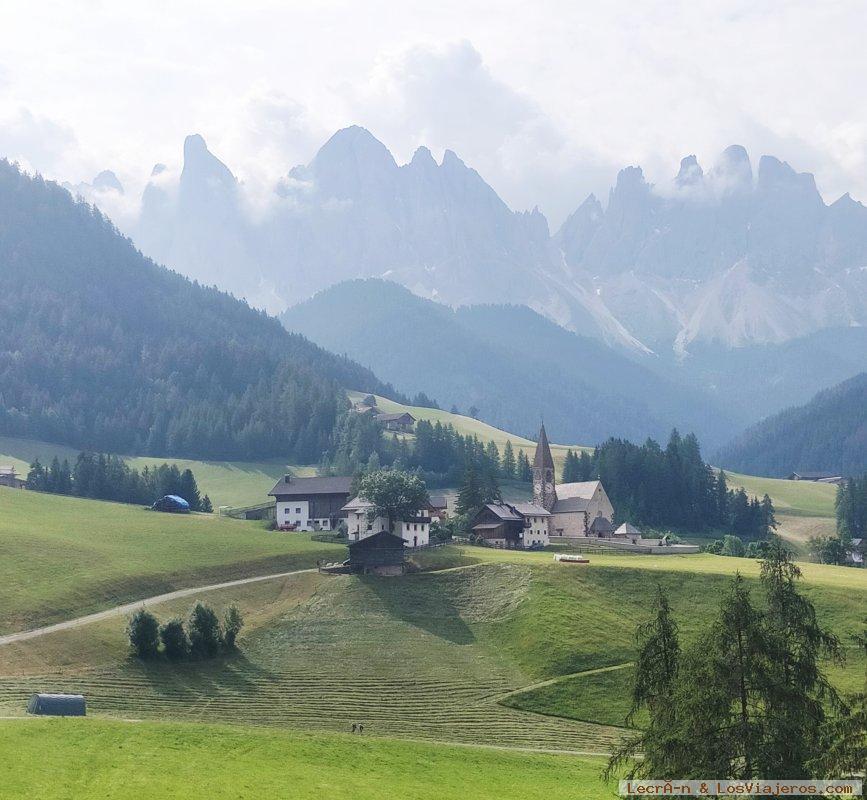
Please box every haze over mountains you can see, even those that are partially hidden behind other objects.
[283,279,736,447]
[72,126,867,359]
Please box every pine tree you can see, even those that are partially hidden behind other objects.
[517,450,532,482]
[606,585,681,780]
[456,466,484,516]
[501,440,516,479]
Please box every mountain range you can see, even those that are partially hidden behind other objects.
[282,279,735,446]
[72,127,867,359]
[61,127,867,449]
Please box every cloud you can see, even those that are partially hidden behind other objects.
[338,39,620,225]
[0,107,79,178]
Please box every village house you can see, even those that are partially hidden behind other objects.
[347,530,407,576]
[787,471,845,485]
[268,475,353,531]
[343,496,432,548]
[374,411,416,433]
[0,466,26,489]
[530,424,616,538]
[470,501,551,549]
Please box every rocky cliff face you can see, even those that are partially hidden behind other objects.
[555,147,867,354]
[107,128,867,356]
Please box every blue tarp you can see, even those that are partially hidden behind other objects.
[152,495,191,513]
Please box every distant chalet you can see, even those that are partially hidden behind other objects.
[0,466,26,490]
[787,471,845,485]
[268,475,353,532]
[374,412,416,433]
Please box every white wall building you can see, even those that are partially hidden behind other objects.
[343,496,430,548]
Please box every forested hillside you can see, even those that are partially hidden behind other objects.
[717,373,867,476]
[0,161,397,460]
[283,279,736,446]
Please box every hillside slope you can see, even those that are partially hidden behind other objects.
[718,372,867,476]
[285,279,737,446]
[0,161,397,461]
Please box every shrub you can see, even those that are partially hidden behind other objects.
[160,618,190,660]
[127,608,160,659]
[721,534,746,557]
[188,601,224,658]
[223,604,244,650]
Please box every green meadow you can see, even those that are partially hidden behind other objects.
[0,719,614,800]
[0,433,312,509]
[0,487,342,634]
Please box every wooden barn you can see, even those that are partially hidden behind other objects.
[347,530,406,576]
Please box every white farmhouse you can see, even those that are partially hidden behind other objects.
[343,496,431,548]
[268,475,353,532]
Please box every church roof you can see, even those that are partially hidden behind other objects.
[589,516,615,534]
[512,502,551,517]
[552,496,589,513]
[615,523,642,536]
[532,423,555,470]
[556,481,600,500]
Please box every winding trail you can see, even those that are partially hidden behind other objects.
[0,567,317,647]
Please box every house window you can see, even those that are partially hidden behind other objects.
[295,507,301,514]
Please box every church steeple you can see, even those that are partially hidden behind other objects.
[532,423,557,511]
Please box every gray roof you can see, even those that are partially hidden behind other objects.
[512,502,551,517]
[790,471,842,480]
[552,496,590,513]
[615,522,642,535]
[342,496,374,512]
[428,495,447,509]
[269,475,353,497]
[589,516,615,534]
[375,412,416,423]
[556,481,600,500]
[532,423,555,470]
[483,503,523,522]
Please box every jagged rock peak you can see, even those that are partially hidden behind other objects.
[441,149,467,169]
[409,145,437,169]
[92,170,123,194]
[150,163,167,177]
[675,155,703,186]
[711,144,753,187]
[314,125,397,169]
[757,154,819,195]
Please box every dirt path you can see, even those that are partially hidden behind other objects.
[0,567,317,647]
[493,661,634,703]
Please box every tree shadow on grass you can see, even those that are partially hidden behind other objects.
[357,573,476,645]
[129,650,281,701]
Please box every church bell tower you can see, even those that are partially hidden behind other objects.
[532,423,557,512]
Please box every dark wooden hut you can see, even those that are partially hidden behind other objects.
[347,530,406,576]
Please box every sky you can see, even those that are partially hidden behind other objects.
[2,0,867,227]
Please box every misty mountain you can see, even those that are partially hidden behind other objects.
[124,128,867,361]
[281,279,739,447]
[556,146,867,354]
[717,372,867,477]
[0,160,397,461]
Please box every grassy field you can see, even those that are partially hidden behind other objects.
[0,541,862,751]
[724,470,837,518]
[0,433,313,509]
[348,391,591,469]
[0,719,614,800]
[724,470,839,548]
[0,487,343,634]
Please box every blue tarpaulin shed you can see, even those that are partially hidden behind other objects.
[152,495,191,513]
[27,693,86,716]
